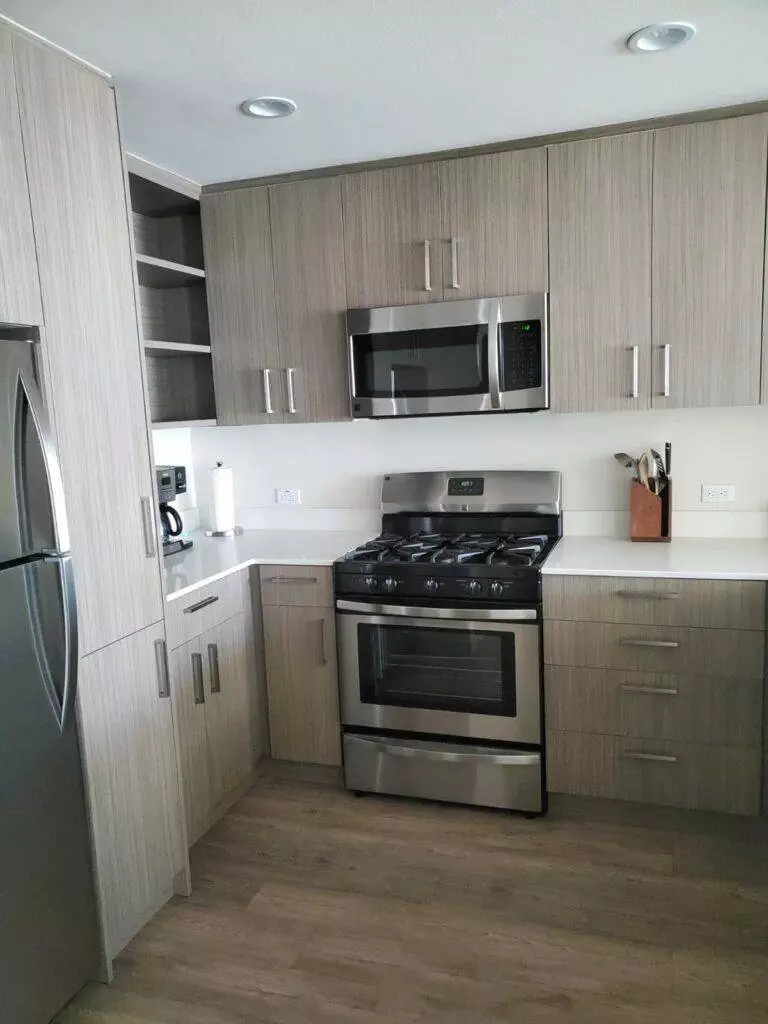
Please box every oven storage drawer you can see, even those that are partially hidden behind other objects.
[343,732,543,813]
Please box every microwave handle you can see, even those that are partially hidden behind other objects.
[488,299,502,410]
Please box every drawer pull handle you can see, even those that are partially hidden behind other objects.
[616,590,680,601]
[621,684,679,696]
[208,642,221,693]
[263,576,319,585]
[622,751,677,764]
[619,638,679,649]
[191,652,205,704]
[375,743,539,767]
[183,595,219,614]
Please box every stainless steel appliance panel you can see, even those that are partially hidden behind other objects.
[381,470,561,516]
[344,732,543,812]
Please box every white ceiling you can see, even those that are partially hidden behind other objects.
[4,1,768,186]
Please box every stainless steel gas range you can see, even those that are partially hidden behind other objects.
[334,470,562,814]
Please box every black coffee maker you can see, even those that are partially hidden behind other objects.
[156,465,193,557]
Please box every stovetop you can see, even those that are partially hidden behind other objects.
[342,531,551,568]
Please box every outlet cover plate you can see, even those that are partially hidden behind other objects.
[276,488,301,505]
[701,484,735,503]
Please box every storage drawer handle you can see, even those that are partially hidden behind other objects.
[619,638,679,649]
[372,742,539,767]
[616,590,680,601]
[621,684,679,696]
[191,652,205,704]
[208,642,221,693]
[183,595,220,614]
[154,639,170,699]
[263,576,319,584]
[621,751,677,764]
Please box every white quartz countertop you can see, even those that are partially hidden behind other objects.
[164,529,372,601]
[542,536,768,581]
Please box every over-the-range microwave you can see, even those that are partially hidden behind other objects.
[346,293,548,419]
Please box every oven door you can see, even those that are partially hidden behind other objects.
[347,298,497,418]
[337,602,541,744]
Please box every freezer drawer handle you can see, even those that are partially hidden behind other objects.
[263,576,319,585]
[367,742,539,767]
[621,751,677,764]
[183,595,219,614]
[619,638,679,648]
[191,652,205,704]
[621,683,679,696]
[154,639,170,699]
[616,590,680,601]
[208,642,221,693]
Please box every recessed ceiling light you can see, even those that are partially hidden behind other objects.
[240,96,297,119]
[626,22,696,53]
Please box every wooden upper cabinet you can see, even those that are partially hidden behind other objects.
[342,162,444,307]
[548,133,652,413]
[201,187,281,424]
[14,37,163,654]
[269,177,350,422]
[652,115,768,409]
[0,27,42,327]
[439,149,547,299]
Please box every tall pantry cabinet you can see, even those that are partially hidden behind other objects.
[13,34,187,968]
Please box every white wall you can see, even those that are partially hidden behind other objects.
[188,405,768,538]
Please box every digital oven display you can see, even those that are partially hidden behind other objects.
[447,477,484,496]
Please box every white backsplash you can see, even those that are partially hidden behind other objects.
[175,405,768,538]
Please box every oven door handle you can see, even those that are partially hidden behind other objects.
[335,599,537,622]
[370,742,539,767]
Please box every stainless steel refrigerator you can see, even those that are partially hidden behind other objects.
[0,330,100,1021]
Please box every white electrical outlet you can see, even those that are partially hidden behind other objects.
[276,488,301,505]
[701,484,735,503]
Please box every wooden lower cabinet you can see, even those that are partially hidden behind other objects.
[263,603,341,766]
[77,621,187,962]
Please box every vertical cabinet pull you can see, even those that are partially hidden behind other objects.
[317,617,328,666]
[285,367,297,415]
[449,237,459,290]
[191,652,205,704]
[154,639,170,699]
[629,345,639,399]
[140,497,156,558]
[661,344,671,398]
[423,240,432,292]
[208,642,221,693]
[262,368,274,415]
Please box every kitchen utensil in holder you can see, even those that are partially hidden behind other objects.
[630,479,672,542]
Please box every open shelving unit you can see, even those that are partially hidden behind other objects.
[128,165,216,427]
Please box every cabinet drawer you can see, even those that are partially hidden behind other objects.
[546,731,761,815]
[544,620,764,679]
[545,666,762,748]
[260,565,332,608]
[543,576,765,630]
[166,571,248,649]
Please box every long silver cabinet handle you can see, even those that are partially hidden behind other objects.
[662,344,671,397]
[263,576,319,585]
[423,240,432,292]
[154,639,170,699]
[616,590,680,601]
[449,237,459,289]
[621,751,677,764]
[619,638,679,649]
[191,652,205,704]
[621,683,679,696]
[376,743,539,767]
[629,345,639,399]
[183,594,219,614]
[317,617,327,666]
[262,368,274,415]
[140,497,157,558]
[208,642,221,693]
[285,367,297,414]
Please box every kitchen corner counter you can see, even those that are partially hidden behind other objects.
[541,536,768,581]
[164,529,372,601]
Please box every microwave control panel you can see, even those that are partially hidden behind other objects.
[501,320,542,391]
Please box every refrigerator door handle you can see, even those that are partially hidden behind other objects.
[57,554,79,731]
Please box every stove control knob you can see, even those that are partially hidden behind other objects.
[466,580,482,596]
[490,581,505,598]
[363,576,379,592]
[382,576,399,593]
[424,578,440,594]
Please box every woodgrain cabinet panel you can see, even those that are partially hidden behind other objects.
[542,575,766,630]
[260,564,333,608]
[0,27,42,327]
[14,37,163,654]
[269,177,349,422]
[652,115,768,409]
[165,571,249,650]
[548,133,652,412]
[170,635,212,844]
[342,162,444,307]
[77,623,186,960]
[439,148,548,299]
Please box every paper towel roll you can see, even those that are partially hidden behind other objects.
[210,462,236,533]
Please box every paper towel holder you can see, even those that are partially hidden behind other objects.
[206,460,242,537]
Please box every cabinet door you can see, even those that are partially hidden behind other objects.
[264,605,341,766]
[548,133,652,413]
[0,28,42,327]
[204,613,254,806]
[270,177,350,422]
[652,116,768,409]
[170,636,212,844]
[14,38,163,655]
[77,622,186,960]
[342,162,443,307]
[201,187,281,424]
[439,149,548,299]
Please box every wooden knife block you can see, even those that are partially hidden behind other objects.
[630,479,672,542]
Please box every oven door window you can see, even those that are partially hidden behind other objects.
[357,622,516,717]
[500,319,542,392]
[351,325,489,399]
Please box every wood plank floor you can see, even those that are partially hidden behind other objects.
[58,761,768,1023]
